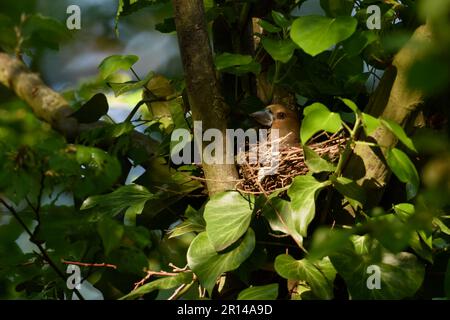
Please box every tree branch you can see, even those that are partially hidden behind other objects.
[173,0,239,194]
[344,24,434,206]
[0,53,158,163]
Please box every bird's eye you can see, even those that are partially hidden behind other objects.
[277,112,286,119]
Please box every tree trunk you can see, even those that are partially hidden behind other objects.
[344,24,433,206]
[173,0,240,194]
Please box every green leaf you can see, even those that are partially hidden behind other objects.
[330,235,425,299]
[81,184,154,221]
[433,218,450,236]
[275,255,336,299]
[343,30,377,57]
[330,176,366,209]
[214,53,261,75]
[237,283,279,300]
[215,53,252,70]
[108,71,154,97]
[261,37,297,63]
[290,16,357,56]
[120,272,193,300]
[393,203,415,221]
[361,112,381,136]
[288,175,330,237]
[262,197,303,246]
[369,214,413,253]
[71,93,109,123]
[258,20,281,33]
[338,97,359,114]
[300,103,342,144]
[303,145,336,173]
[271,10,290,28]
[169,206,206,238]
[308,227,353,260]
[98,54,139,80]
[97,218,124,255]
[204,192,254,251]
[381,119,417,153]
[386,148,420,200]
[187,229,255,295]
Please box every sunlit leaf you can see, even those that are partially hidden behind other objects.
[381,119,417,153]
[261,37,297,63]
[98,54,139,80]
[291,16,357,56]
[386,148,420,200]
[288,175,330,237]
[275,254,336,299]
[303,146,336,173]
[300,103,342,144]
[204,191,254,251]
[237,283,279,300]
[120,272,193,300]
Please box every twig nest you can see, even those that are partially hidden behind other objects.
[236,133,347,194]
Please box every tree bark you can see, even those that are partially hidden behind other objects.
[0,53,158,162]
[173,0,240,194]
[344,24,434,206]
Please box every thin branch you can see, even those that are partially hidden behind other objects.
[0,198,85,300]
[61,259,117,270]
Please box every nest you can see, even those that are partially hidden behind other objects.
[236,132,347,194]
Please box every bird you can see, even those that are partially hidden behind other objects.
[250,104,300,148]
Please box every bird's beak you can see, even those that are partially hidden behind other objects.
[250,109,273,126]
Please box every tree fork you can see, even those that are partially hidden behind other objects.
[343,24,434,207]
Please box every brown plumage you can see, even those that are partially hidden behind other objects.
[251,104,300,148]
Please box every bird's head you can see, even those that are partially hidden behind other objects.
[250,104,300,147]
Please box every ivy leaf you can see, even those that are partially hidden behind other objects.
[187,229,255,295]
[120,272,193,300]
[262,197,303,246]
[275,254,336,299]
[338,97,359,114]
[204,192,254,251]
[81,184,154,222]
[214,53,261,75]
[300,103,342,144]
[108,71,154,97]
[237,283,279,300]
[330,176,366,209]
[381,119,417,153]
[271,10,290,28]
[98,54,139,80]
[303,146,336,173]
[288,176,330,237]
[361,112,381,136]
[330,235,425,299]
[169,206,205,239]
[71,93,109,123]
[386,148,420,200]
[261,37,297,63]
[258,20,281,33]
[290,15,357,56]
[308,227,353,261]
